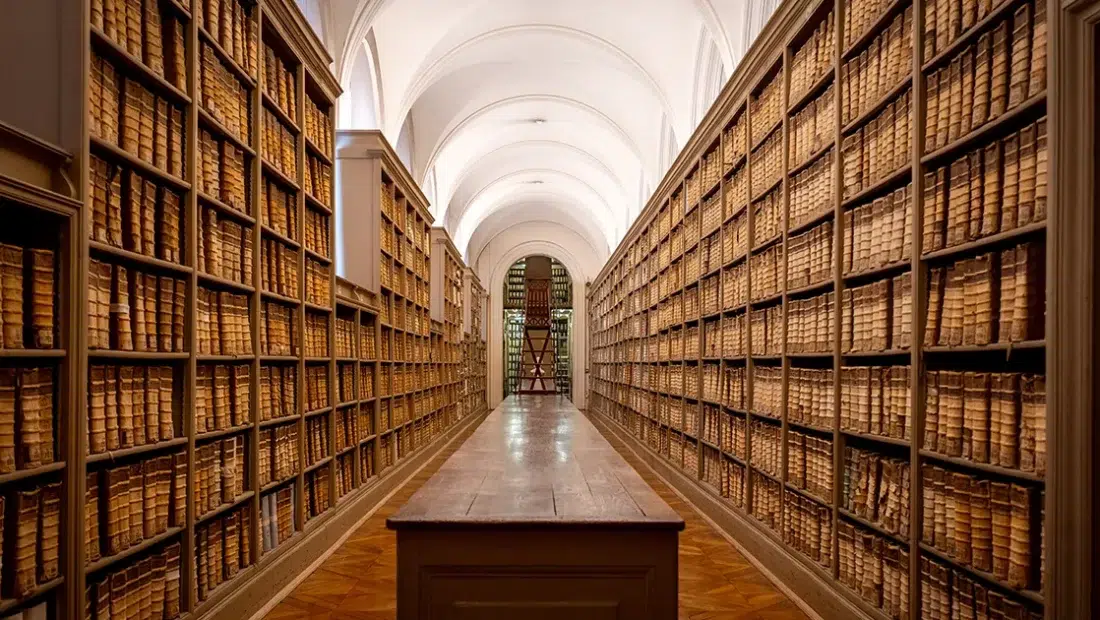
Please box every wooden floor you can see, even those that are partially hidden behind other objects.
[262,397,810,620]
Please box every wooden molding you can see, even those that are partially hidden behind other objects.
[335,129,432,221]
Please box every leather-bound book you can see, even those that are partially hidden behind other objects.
[990,21,1010,118]
[990,481,1013,580]
[953,473,973,564]
[0,244,25,349]
[990,372,1020,468]
[127,463,143,546]
[1008,485,1033,588]
[37,482,60,582]
[973,33,992,130]
[971,478,993,572]
[86,473,102,563]
[1009,5,1033,109]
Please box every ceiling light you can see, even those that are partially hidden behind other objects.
[528,180,544,185]
[530,118,547,125]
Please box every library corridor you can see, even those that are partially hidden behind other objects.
[261,396,809,620]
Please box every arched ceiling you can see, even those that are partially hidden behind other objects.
[303,0,781,265]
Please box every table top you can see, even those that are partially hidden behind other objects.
[387,396,685,531]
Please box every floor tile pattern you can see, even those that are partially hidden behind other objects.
[262,398,809,620]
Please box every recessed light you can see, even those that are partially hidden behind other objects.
[528,180,544,185]
[530,118,547,125]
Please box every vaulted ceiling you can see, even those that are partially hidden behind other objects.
[298,0,780,272]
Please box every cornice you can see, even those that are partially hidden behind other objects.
[263,0,342,102]
[335,129,432,223]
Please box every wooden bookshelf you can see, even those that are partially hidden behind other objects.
[588,0,1049,618]
[461,269,488,420]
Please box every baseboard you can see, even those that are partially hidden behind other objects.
[587,411,882,620]
[197,411,487,620]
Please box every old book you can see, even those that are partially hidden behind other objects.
[11,489,38,597]
[143,273,158,352]
[173,278,186,352]
[990,21,1010,118]
[1008,485,1032,588]
[990,481,1012,581]
[954,473,973,564]
[111,264,133,350]
[0,244,25,348]
[1009,5,1033,108]
[127,463,143,545]
[18,367,51,468]
[0,370,15,472]
[960,49,975,137]
[142,459,158,538]
[991,373,1020,468]
[28,249,55,349]
[104,365,120,451]
[85,471,101,563]
[1018,124,1038,226]
[37,482,60,582]
[144,366,160,446]
[165,543,182,619]
[154,97,169,172]
[105,469,129,554]
[131,272,148,352]
[159,366,174,440]
[118,366,134,448]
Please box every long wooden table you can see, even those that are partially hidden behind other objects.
[387,395,684,619]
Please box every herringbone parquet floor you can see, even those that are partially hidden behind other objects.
[262,405,809,620]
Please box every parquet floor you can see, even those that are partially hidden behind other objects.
[262,400,809,620]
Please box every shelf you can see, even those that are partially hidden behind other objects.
[841,429,911,449]
[262,159,301,192]
[86,437,189,465]
[89,240,191,275]
[921,221,1047,262]
[750,466,782,485]
[750,232,782,254]
[840,164,912,209]
[305,138,333,166]
[261,290,301,306]
[0,576,64,617]
[923,340,1045,358]
[198,107,255,157]
[304,247,332,265]
[87,350,190,361]
[787,207,834,237]
[261,474,298,493]
[841,0,909,61]
[842,259,911,285]
[260,355,300,363]
[305,192,332,215]
[918,543,1044,606]
[919,449,1045,483]
[90,27,191,106]
[788,69,834,116]
[86,527,184,575]
[0,348,66,359]
[841,349,911,360]
[788,142,833,177]
[786,279,833,299]
[921,92,1047,167]
[198,26,257,89]
[921,0,1031,73]
[750,176,783,204]
[786,419,833,435]
[197,271,255,294]
[304,301,333,313]
[196,491,255,526]
[0,461,66,487]
[89,136,190,192]
[305,456,333,474]
[199,192,256,225]
[785,483,832,508]
[838,507,908,547]
[262,92,300,134]
[196,424,252,442]
[750,119,782,152]
[259,414,301,429]
[750,291,783,307]
[305,406,332,419]
[842,75,913,136]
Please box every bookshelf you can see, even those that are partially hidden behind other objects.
[461,269,488,420]
[588,0,1049,618]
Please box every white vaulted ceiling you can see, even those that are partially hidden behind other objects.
[300,0,780,269]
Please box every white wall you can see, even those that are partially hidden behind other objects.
[473,222,603,411]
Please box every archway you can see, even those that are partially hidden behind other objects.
[501,256,574,400]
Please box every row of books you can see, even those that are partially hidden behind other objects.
[841,365,911,441]
[0,484,59,599]
[790,150,834,230]
[841,7,912,128]
[199,129,249,213]
[838,521,910,619]
[336,454,354,498]
[335,317,354,358]
[844,446,911,536]
[305,414,330,465]
[304,156,332,205]
[725,165,749,220]
[304,208,331,259]
[335,407,369,451]
[262,45,298,123]
[752,366,783,418]
[697,149,722,202]
[751,131,783,198]
[87,543,183,620]
[194,436,246,515]
[750,420,781,477]
[925,242,1044,347]
[921,556,1041,620]
[259,364,297,422]
[306,467,330,519]
[198,0,259,79]
[200,206,252,285]
[360,445,376,484]
[722,113,748,171]
[197,288,252,356]
[262,179,298,239]
[751,245,783,301]
[89,54,186,181]
[87,365,174,455]
[0,245,55,349]
[925,2,1046,153]
[842,88,912,201]
[750,305,783,355]
[91,455,185,558]
[0,368,55,473]
[923,119,1047,253]
[787,291,832,353]
[260,300,297,356]
[753,473,783,530]
[702,192,723,239]
[359,366,375,400]
[924,371,1045,474]
[305,98,333,159]
[753,188,783,246]
[259,239,298,298]
[196,365,250,433]
[304,365,329,412]
[790,84,834,169]
[921,465,1041,590]
[259,486,295,554]
[90,157,184,264]
[784,492,834,571]
[195,504,252,602]
[91,0,186,86]
[788,431,833,500]
[200,42,251,144]
[788,220,833,290]
[843,0,901,50]
[306,259,331,307]
[845,183,911,275]
[262,109,298,180]
[721,262,748,310]
[337,364,355,403]
[790,10,835,105]
[842,274,912,353]
[258,423,298,487]
[87,261,186,352]
[750,73,782,147]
